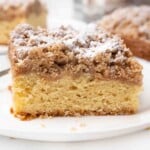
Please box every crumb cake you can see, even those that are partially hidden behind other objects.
[98,6,150,61]
[0,0,47,45]
[9,24,142,120]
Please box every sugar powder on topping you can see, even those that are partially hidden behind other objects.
[11,23,129,61]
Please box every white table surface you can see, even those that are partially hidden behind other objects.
[0,0,150,149]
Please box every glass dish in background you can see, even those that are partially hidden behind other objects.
[73,0,150,22]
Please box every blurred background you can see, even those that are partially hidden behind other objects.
[48,0,150,23]
[0,0,150,73]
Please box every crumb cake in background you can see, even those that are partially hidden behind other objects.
[0,0,47,45]
[98,6,150,61]
[9,24,142,120]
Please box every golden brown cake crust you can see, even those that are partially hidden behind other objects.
[98,6,150,61]
[9,24,142,85]
[0,0,47,21]
[12,107,137,120]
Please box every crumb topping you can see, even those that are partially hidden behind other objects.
[11,24,128,60]
[0,0,30,9]
[9,24,142,85]
[99,6,150,40]
[0,0,46,20]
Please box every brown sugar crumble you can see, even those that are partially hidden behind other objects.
[79,122,86,127]
[9,23,142,85]
[98,6,150,60]
[8,85,12,92]
[98,6,150,41]
[0,0,47,21]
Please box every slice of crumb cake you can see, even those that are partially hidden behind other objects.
[0,0,47,45]
[98,6,150,61]
[9,24,142,120]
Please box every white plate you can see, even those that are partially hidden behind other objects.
[0,55,10,71]
[0,45,8,55]
[0,58,149,142]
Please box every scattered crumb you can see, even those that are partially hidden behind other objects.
[9,137,16,140]
[40,123,46,128]
[10,107,13,114]
[145,127,150,130]
[8,85,12,92]
[70,127,77,132]
[79,122,86,128]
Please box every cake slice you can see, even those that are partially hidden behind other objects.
[98,6,150,61]
[0,0,47,45]
[9,24,142,120]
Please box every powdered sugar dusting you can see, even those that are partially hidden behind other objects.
[64,24,122,58]
[11,23,126,60]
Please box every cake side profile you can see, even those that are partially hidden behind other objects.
[98,6,150,61]
[0,0,47,45]
[9,24,142,120]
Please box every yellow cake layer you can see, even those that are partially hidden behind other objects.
[0,12,46,45]
[26,12,47,28]
[12,73,141,119]
[0,17,25,45]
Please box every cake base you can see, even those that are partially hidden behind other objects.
[26,12,47,28]
[0,12,47,45]
[0,17,25,45]
[12,74,141,120]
